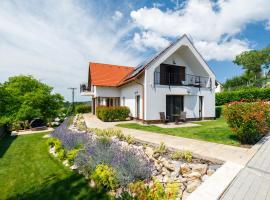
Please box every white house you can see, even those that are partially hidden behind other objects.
[81,35,216,123]
[215,81,224,93]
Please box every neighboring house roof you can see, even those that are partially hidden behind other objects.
[89,62,134,87]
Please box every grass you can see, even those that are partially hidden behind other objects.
[0,132,109,200]
[117,118,241,146]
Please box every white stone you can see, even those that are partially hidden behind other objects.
[180,163,191,175]
[185,172,201,180]
[145,147,154,158]
[191,164,208,175]
[186,180,201,193]
[207,169,215,176]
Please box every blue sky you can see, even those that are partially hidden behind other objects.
[0,0,269,101]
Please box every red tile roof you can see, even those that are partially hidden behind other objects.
[89,62,134,87]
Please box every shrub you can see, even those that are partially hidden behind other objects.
[74,136,153,186]
[170,150,193,162]
[66,149,80,165]
[224,101,270,144]
[91,164,118,190]
[154,142,167,154]
[92,128,135,144]
[57,148,65,160]
[216,87,270,106]
[96,106,130,122]
[76,104,91,113]
[215,106,223,118]
[128,179,180,200]
[47,138,62,152]
[51,118,89,150]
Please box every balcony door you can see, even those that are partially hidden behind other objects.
[166,95,184,121]
[160,64,185,85]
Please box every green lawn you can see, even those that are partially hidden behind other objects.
[0,132,109,200]
[117,118,241,146]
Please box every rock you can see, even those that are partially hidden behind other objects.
[153,152,160,159]
[191,164,208,175]
[155,162,162,171]
[156,175,163,182]
[186,180,201,193]
[70,165,78,170]
[145,147,154,158]
[171,171,179,179]
[152,170,159,176]
[163,160,175,171]
[185,171,201,180]
[161,167,170,176]
[179,176,187,183]
[163,175,170,183]
[207,169,215,176]
[180,163,191,175]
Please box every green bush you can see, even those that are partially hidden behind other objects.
[66,149,79,165]
[96,106,130,122]
[76,104,91,113]
[57,149,65,160]
[170,150,193,162]
[47,138,62,152]
[154,142,167,154]
[216,87,270,106]
[215,106,223,118]
[224,101,270,144]
[128,179,180,200]
[91,164,118,190]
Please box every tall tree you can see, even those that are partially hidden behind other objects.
[234,46,270,80]
[3,75,64,123]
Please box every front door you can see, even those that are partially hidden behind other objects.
[166,95,184,121]
[136,95,140,119]
[199,96,203,119]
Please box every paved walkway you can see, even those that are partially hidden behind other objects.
[220,134,270,200]
[83,114,261,166]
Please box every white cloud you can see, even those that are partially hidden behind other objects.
[194,39,250,61]
[133,32,170,51]
[0,0,141,100]
[130,0,270,60]
[112,11,123,21]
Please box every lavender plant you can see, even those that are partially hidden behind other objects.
[75,136,153,186]
[50,117,89,150]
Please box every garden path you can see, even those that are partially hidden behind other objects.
[83,114,262,166]
[220,134,270,200]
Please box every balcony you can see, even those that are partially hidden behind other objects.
[80,83,93,96]
[154,72,211,88]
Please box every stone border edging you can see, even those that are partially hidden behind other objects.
[186,162,243,200]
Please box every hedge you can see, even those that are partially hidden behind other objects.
[76,104,91,113]
[216,87,270,106]
[96,106,130,122]
[224,101,270,144]
[215,106,223,118]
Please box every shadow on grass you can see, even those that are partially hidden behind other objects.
[0,135,17,158]
[8,173,110,200]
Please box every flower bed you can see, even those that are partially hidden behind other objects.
[48,115,221,199]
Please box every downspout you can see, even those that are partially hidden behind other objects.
[134,79,145,123]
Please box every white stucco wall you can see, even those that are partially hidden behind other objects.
[119,76,144,119]
[144,37,216,121]
[95,86,120,97]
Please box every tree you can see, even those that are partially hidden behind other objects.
[234,46,270,80]
[2,75,64,124]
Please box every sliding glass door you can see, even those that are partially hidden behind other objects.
[166,95,184,121]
